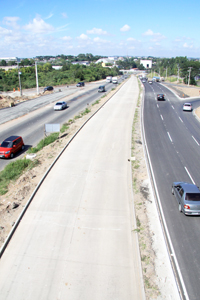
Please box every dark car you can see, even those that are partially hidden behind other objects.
[157,94,165,101]
[172,182,200,215]
[76,82,85,87]
[0,136,24,159]
[44,86,54,92]
[98,85,106,92]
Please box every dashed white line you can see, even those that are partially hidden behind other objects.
[160,115,163,120]
[167,132,173,142]
[185,167,196,185]
[179,117,183,123]
[171,105,175,110]
[192,136,200,146]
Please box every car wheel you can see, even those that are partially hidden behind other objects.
[22,145,25,150]
[171,187,174,195]
[10,152,14,159]
[179,203,182,213]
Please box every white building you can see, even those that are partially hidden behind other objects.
[140,59,152,69]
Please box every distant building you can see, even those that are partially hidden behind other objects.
[71,61,90,66]
[0,57,17,63]
[140,60,152,69]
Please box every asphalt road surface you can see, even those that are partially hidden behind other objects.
[0,80,117,171]
[143,80,200,300]
[0,76,145,300]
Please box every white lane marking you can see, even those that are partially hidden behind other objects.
[160,115,163,120]
[185,167,196,185]
[171,105,174,109]
[167,132,173,142]
[179,117,183,123]
[192,136,200,146]
[157,104,159,108]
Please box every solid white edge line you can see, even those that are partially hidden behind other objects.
[141,90,189,300]
[184,167,196,185]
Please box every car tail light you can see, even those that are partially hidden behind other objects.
[184,205,190,209]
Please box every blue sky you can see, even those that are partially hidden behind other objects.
[0,0,199,58]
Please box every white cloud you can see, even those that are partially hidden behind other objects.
[23,15,54,34]
[93,37,109,43]
[87,28,108,35]
[120,24,130,32]
[0,26,12,36]
[143,29,154,36]
[45,13,53,20]
[62,36,72,41]
[127,37,136,42]
[3,16,20,29]
[78,34,90,40]
[143,29,166,42]
[183,43,193,48]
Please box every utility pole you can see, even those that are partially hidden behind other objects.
[188,67,192,86]
[166,67,167,79]
[35,61,39,95]
[177,64,180,82]
[16,57,22,96]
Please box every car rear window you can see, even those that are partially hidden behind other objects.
[185,193,200,201]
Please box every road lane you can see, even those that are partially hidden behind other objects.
[0,76,145,300]
[143,81,200,299]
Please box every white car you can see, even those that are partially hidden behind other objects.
[54,101,68,111]
[183,103,192,111]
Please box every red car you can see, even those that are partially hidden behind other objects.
[0,136,24,158]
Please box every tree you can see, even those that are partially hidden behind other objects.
[0,60,7,66]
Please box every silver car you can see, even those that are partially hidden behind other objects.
[54,101,68,111]
[172,182,200,215]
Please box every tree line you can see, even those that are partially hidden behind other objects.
[0,62,121,92]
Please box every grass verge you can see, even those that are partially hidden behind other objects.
[0,158,40,195]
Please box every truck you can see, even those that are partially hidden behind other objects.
[106,76,112,83]
[112,77,118,84]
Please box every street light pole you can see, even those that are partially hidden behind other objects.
[17,60,22,96]
[35,61,39,95]
[188,67,192,86]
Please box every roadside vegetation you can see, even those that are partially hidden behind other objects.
[0,61,120,92]
[0,103,95,195]
[0,159,39,195]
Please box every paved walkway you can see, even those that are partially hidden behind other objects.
[0,76,145,300]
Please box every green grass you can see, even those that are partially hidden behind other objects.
[60,123,69,133]
[92,100,100,106]
[27,132,59,154]
[0,158,40,195]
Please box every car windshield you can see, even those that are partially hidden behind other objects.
[185,193,200,201]
[1,141,13,148]
[56,102,62,105]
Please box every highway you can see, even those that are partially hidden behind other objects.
[0,76,145,300]
[143,80,200,300]
[0,80,118,171]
